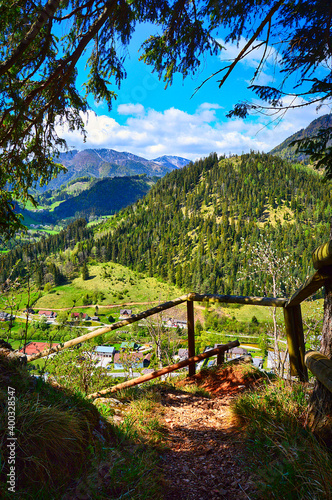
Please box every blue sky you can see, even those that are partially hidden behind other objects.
[57,23,330,161]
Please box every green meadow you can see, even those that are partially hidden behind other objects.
[32,262,183,311]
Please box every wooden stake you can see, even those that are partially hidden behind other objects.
[187,300,195,376]
[283,305,307,381]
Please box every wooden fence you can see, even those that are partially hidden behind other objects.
[26,240,332,394]
[88,340,240,398]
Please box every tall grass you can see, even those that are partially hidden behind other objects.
[232,380,332,499]
[0,354,164,499]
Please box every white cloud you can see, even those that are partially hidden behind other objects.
[56,101,330,161]
[117,103,144,115]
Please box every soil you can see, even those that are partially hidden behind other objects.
[159,365,262,500]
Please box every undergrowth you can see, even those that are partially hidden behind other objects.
[0,355,164,499]
[232,379,332,499]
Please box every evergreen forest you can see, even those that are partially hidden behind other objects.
[1,152,331,299]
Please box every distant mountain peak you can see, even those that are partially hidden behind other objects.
[39,148,190,192]
[152,155,191,169]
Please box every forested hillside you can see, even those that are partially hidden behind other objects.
[51,175,154,219]
[20,175,155,225]
[96,152,331,295]
[2,153,331,297]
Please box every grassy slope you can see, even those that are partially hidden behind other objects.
[30,260,324,326]
[33,262,183,310]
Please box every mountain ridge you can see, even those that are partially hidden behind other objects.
[269,114,332,163]
[38,148,190,191]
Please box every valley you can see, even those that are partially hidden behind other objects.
[1,142,331,500]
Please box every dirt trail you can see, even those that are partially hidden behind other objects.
[160,367,261,499]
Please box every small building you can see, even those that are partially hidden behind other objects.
[119,309,132,319]
[0,311,12,321]
[164,318,187,329]
[94,346,115,359]
[24,308,35,314]
[252,357,263,368]
[91,316,100,321]
[71,312,90,321]
[38,310,57,319]
[267,350,289,371]
[225,346,248,360]
[19,341,59,356]
[113,351,151,370]
[177,348,188,360]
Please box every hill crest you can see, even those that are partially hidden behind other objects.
[269,114,332,163]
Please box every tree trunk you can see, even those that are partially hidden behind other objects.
[308,279,332,438]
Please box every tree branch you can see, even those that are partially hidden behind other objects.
[0,0,61,77]
[218,0,284,89]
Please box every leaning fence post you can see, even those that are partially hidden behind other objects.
[187,299,195,376]
[283,304,308,381]
[215,344,225,365]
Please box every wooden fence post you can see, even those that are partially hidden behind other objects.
[283,305,308,381]
[187,299,195,376]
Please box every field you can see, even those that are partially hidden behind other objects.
[7,258,323,329]
[220,298,324,324]
[32,262,184,311]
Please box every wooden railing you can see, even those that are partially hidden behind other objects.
[26,240,332,392]
[87,340,240,398]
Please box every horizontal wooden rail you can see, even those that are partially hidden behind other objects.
[286,269,332,307]
[188,292,287,307]
[305,351,332,394]
[88,340,240,399]
[26,294,190,362]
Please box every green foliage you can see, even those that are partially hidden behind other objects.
[232,380,332,499]
[258,332,269,356]
[51,176,154,220]
[47,345,110,396]
[1,153,331,302]
[0,354,109,499]
[91,153,331,296]
[81,262,89,281]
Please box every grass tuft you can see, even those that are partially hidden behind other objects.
[232,379,332,499]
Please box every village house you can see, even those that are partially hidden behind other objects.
[71,312,91,321]
[19,341,59,356]
[120,341,139,351]
[119,309,132,319]
[94,345,115,359]
[177,348,189,361]
[93,345,115,368]
[38,310,57,319]
[223,346,249,361]
[113,351,152,370]
[267,350,289,371]
[24,308,35,314]
[164,318,187,329]
[0,311,13,321]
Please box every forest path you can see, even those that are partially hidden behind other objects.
[159,366,261,499]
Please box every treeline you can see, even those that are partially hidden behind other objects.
[1,153,331,296]
[0,218,93,284]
